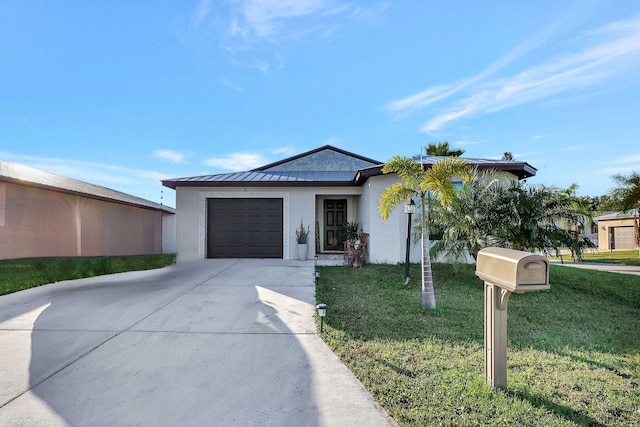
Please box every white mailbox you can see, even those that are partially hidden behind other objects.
[476,247,549,293]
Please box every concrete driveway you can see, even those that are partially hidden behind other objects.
[0,259,395,426]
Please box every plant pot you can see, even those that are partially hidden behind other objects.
[297,243,309,261]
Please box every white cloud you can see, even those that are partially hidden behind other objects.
[224,1,385,44]
[271,145,298,156]
[153,149,186,163]
[0,152,172,203]
[243,0,328,38]
[453,139,482,146]
[193,0,213,29]
[609,153,640,165]
[389,15,640,133]
[205,152,266,171]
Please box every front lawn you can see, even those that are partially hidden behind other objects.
[316,263,640,426]
[0,254,175,296]
[580,250,640,266]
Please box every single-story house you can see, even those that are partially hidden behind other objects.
[162,145,536,263]
[0,160,175,260]
[595,210,639,250]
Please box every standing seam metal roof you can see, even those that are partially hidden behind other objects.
[162,146,537,189]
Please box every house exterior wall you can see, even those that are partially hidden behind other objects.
[360,174,418,264]
[162,213,176,254]
[0,181,165,260]
[597,217,639,250]
[174,186,367,262]
[174,176,431,264]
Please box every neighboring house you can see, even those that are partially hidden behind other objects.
[595,210,639,250]
[0,161,175,260]
[163,145,536,263]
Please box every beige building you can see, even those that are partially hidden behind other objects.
[595,211,639,250]
[0,161,175,260]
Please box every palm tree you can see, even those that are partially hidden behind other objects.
[431,175,595,262]
[424,142,465,157]
[430,168,510,262]
[378,156,472,309]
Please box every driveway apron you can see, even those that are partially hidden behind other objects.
[0,259,395,426]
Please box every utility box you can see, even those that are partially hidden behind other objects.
[476,247,549,293]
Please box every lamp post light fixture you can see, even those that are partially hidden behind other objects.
[404,199,416,285]
[316,303,328,333]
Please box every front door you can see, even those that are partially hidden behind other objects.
[324,199,346,251]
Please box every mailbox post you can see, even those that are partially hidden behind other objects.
[475,247,550,389]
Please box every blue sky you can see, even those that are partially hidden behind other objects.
[2,1,639,208]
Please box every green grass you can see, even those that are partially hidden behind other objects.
[555,250,640,266]
[316,263,640,426]
[0,254,176,296]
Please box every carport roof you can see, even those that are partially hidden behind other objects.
[162,145,537,189]
[0,160,175,214]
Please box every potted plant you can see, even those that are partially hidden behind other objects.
[343,221,361,245]
[295,219,310,260]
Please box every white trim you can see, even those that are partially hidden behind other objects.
[198,191,290,259]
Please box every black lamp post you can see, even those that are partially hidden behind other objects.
[404,199,416,284]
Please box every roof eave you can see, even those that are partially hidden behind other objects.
[162,179,356,189]
[3,176,175,214]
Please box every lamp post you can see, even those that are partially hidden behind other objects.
[316,303,328,333]
[404,199,416,285]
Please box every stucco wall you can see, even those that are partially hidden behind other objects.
[174,186,368,262]
[597,217,638,250]
[173,179,422,264]
[361,174,420,264]
[0,181,165,260]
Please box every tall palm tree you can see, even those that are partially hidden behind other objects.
[378,156,472,309]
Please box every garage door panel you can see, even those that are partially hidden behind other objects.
[612,226,635,250]
[207,198,283,258]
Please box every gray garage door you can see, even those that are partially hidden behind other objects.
[207,198,283,258]
[612,226,635,250]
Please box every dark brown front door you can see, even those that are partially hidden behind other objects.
[324,199,346,251]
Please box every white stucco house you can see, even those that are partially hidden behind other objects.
[162,145,536,263]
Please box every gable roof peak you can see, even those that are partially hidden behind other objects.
[252,145,382,172]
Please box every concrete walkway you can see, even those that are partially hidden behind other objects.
[0,259,396,426]
[550,260,640,276]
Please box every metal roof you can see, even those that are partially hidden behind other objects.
[355,157,537,184]
[163,170,359,189]
[595,210,638,221]
[163,146,537,189]
[0,160,174,214]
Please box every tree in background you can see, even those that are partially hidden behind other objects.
[501,152,514,161]
[379,156,472,309]
[421,142,465,157]
[430,174,595,262]
[607,172,640,211]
